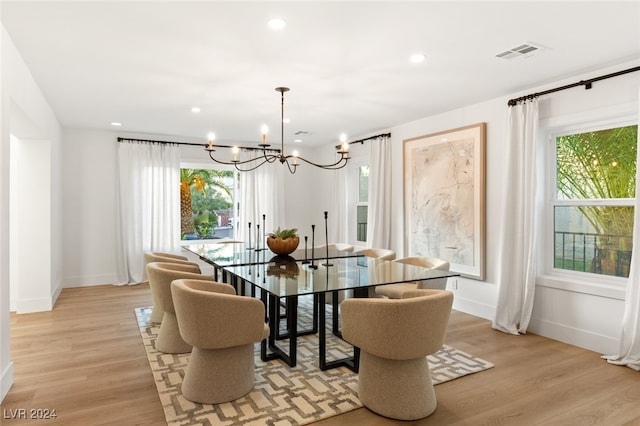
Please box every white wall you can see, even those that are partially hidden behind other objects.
[10,135,53,312]
[0,17,10,404]
[62,129,120,286]
[1,24,63,401]
[282,145,331,239]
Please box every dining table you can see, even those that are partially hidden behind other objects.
[184,241,360,287]
[186,242,460,372]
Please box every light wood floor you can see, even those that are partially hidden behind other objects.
[2,284,639,425]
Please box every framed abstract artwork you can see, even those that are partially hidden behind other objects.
[403,123,486,280]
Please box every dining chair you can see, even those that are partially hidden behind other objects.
[375,256,450,299]
[316,242,355,302]
[353,247,396,261]
[171,279,270,404]
[315,243,354,252]
[327,246,398,337]
[145,262,214,354]
[309,243,357,325]
[353,248,396,298]
[341,289,454,420]
[143,252,200,323]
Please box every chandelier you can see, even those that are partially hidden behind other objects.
[205,87,350,174]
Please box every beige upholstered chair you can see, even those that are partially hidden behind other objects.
[145,251,189,262]
[316,243,354,252]
[315,243,355,306]
[341,290,454,420]
[145,262,213,354]
[353,247,396,260]
[375,256,450,299]
[143,251,200,323]
[353,248,396,297]
[171,279,270,404]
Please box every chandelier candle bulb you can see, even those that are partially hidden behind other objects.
[207,132,215,150]
[261,124,268,146]
[292,150,299,165]
[232,146,239,162]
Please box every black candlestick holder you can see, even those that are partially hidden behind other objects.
[255,224,261,252]
[246,222,253,250]
[309,224,318,269]
[302,236,310,264]
[262,214,267,251]
[322,211,333,267]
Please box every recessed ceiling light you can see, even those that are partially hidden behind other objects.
[191,107,201,113]
[110,122,122,127]
[294,139,302,143]
[267,17,286,30]
[409,53,426,64]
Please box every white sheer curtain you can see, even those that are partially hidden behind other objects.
[115,141,181,284]
[366,135,391,248]
[237,150,284,245]
[492,99,542,334]
[605,89,640,370]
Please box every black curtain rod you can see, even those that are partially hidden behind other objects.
[116,137,280,152]
[507,65,640,107]
[334,132,391,149]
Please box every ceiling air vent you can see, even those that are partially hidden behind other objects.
[496,42,543,60]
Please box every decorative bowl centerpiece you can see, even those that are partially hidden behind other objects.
[267,255,300,278]
[266,227,300,256]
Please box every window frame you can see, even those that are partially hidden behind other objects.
[180,161,239,243]
[355,164,369,244]
[542,116,637,290]
[346,161,369,245]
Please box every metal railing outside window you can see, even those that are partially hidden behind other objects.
[554,230,632,277]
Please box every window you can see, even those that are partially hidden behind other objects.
[356,165,369,242]
[551,123,637,278]
[180,168,237,240]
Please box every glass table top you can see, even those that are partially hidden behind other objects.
[184,242,361,268]
[224,255,459,297]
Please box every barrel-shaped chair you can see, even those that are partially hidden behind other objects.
[341,289,454,420]
[352,248,396,298]
[353,247,396,261]
[315,243,354,252]
[375,256,450,299]
[146,262,213,353]
[171,279,270,404]
[143,252,199,323]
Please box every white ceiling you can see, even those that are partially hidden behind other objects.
[2,1,639,149]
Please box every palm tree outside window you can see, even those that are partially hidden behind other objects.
[180,168,235,240]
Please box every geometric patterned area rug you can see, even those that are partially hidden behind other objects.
[135,305,493,426]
